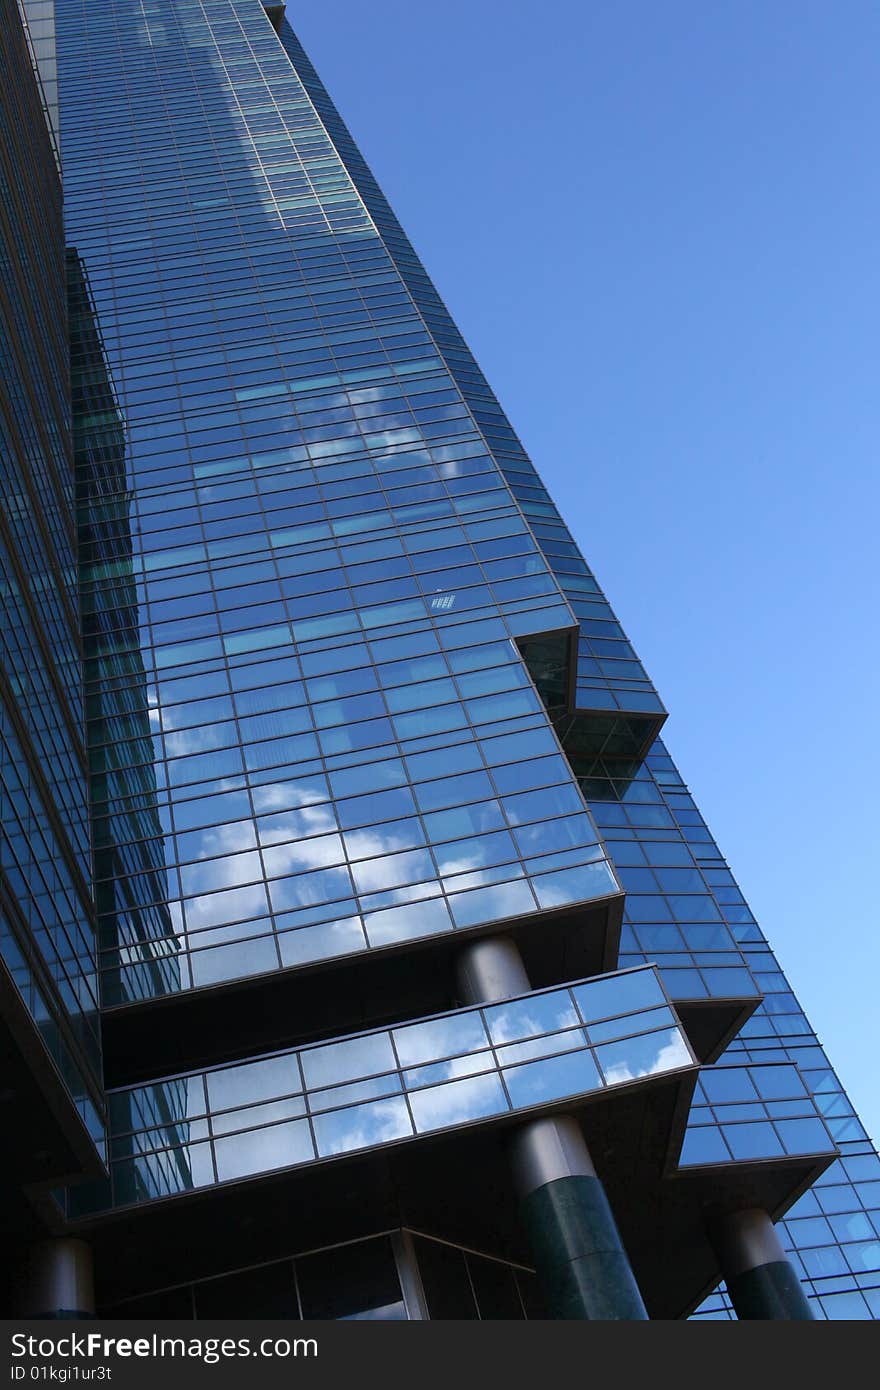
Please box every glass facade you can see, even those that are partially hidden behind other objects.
[0,0,104,1162]
[62,0,621,1007]
[0,0,876,1320]
[64,966,693,1213]
[104,1230,544,1321]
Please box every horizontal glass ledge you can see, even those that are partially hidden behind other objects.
[678,1063,837,1169]
[72,966,696,1215]
[98,841,625,1037]
[517,632,666,765]
[556,704,667,769]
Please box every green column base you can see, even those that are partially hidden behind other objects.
[727,1260,814,1320]
[521,1174,648,1320]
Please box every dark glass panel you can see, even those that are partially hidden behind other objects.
[413,1237,478,1320]
[296,1237,405,1320]
[466,1254,525,1320]
[194,1262,298,1319]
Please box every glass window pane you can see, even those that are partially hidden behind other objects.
[503,1049,601,1108]
[297,1237,406,1320]
[207,1055,300,1112]
[748,1065,807,1100]
[214,1120,314,1181]
[678,1127,731,1167]
[777,1118,833,1155]
[393,1012,489,1068]
[484,991,578,1045]
[301,1031,397,1090]
[595,1028,692,1085]
[587,1006,675,1044]
[195,1263,299,1318]
[312,1096,412,1156]
[309,1074,402,1115]
[413,1238,478,1320]
[700,1069,760,1104]
[721,1122,785,1161]
[466,1254,524,1319]
[572,969,665,1024]
[409,1073,508,1132]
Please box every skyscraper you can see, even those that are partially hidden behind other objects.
[1,0,877,1320]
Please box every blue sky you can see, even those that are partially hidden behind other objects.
[293,1,880,1146]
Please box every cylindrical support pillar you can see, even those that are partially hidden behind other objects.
[455,934,531,1005]
[708,1208,813,1320]
[454,936,648,1320]
[511,1116,649,1320]
[19,1239,95,1319]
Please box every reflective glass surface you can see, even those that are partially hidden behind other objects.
[680,1064,835,1167]
[590,744,880,1318]
[36,0,878,1319]
[56,0,620,1006]
[0,0,103,1147]
[72,966,693,1213]
[271,11,878,1318]
[102,1229,544,1321]
[277,22,666,736]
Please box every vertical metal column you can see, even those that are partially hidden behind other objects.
[709,1208,814,1320]
[391,1229,430,1320]
[19,1238,95,1318]
[455,936,648,1320]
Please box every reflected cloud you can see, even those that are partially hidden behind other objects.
[252,778,330,813]
[214,1119,314,1182]
[183,882,268,932]
[164,724,235,757]
[258,803,337,844]
[599,1029,692,1085]
[393,1013,488,1069]
[181,820,258,862]
[343,821,425,861]
[279,915,366,966]
[262,832,345,877]
[351,848,435,895]
[486,993,579,1046]
[313,1097,412,1157]
[402,1051,494,1089]
[181,848,262,896]
[361,882,441,910]
[409,1072,508,1132]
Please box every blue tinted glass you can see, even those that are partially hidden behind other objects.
[25,0,873,1312]
[409,1073,508,1132]
[301,1033,396,1090]
[679,1128,731,1167]
[722,1123,786,1161]
[573,969,666,1023]
[313,1098,412,1157]
[701,1069,760,1104]
[394,1012,489,1068]
[596,1029,692,1085]
[484,991,578,1045]
[214,1121,314,1181]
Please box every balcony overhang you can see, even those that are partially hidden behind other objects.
[61,1011,838,1321]
[607,1059,838,1317]
[53,1065,833,1320]
[101,889,624,1086]
[613,1148,837,1320]
[557,708,667,767]
[261,3,286,34]
[517,626,667,766]
[673,995,761,1065]
[59,1061,698,1310]
[0,960,106,1214]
